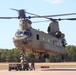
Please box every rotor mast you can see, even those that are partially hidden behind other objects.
[18,9,32,30]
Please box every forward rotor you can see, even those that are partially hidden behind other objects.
[0,8,76,22]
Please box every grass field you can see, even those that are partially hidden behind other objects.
[0,62,76,70]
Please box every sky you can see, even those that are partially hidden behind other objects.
[0,0,76,49]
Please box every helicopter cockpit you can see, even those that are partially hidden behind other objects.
[14,28,32,42]
[15,29,32,37]
[15,30,23,36]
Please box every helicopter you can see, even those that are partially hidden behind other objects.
[0,9,76,59]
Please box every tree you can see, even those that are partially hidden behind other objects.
[64,45,76,61]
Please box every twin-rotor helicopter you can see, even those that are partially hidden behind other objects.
[0,8,76,59]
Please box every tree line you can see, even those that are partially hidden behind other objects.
[0,45,76,62]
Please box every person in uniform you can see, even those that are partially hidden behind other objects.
[20,54,25,70]
[30,61,35,70]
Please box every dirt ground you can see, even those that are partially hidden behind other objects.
[0,62,76,70]
[0,70,76,75]
[0,62,76,75]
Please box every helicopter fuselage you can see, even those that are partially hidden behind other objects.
[13,24,64,54]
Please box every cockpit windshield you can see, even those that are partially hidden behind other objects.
[15,29,31,37]
[15,30,23,36]
[24,31,29,36]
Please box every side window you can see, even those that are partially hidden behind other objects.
[48,39,50,43]
[30,32,32,36]
[36,34,39,40]
[53,41,54,44]
[43,37,44,40]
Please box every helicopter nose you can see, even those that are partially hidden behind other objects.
[13,36,28,44]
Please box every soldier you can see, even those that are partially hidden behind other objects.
[24,59,31,70]
[20,54,25,70]
[30,61,35,70]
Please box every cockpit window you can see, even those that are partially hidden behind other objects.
[24,31,29,36]
[15,30,23,36]
[26,29,30,31]
[23,31,32,37]
[15,29,32,37]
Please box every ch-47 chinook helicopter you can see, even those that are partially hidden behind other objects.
[1,9,76,59]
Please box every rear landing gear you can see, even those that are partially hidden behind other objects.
[38,52,49,61]
[44,52,49,59]
[61,54,64,61]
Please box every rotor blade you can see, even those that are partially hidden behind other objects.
[33,17,76,23]
[0,17,18,19]
[59,18,76,20]
[32,20,49,23]
[24,11,76,19]
[10,8,76,21]
[25,11,50,19]
[10,8,49,19]
[10,8,19,11]
[10,8,39,16]
[25,11,39,16]
[32,13,76,18]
